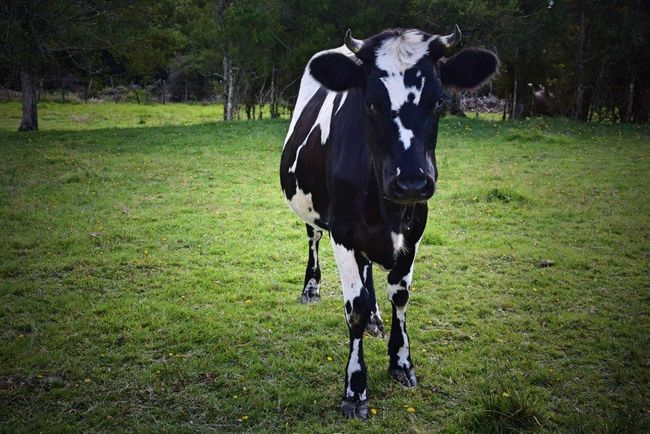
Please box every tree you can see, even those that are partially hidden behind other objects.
[0,0,158,131]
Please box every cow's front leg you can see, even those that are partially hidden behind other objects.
[330,238,372,419]
[387,244,418,387]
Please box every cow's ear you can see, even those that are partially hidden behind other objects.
[439,48,499,90]
[309,52,366,91]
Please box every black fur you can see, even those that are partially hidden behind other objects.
[439,48,499,90]
[310,53,366,91]
[281,28,498,417]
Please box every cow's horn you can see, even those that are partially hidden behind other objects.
[439,24,461,47]
[344,29,363,53]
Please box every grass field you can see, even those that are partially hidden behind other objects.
[1,102,649,432]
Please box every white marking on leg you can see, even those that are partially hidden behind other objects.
[395,305,410,368]
[310,231,321,271]
[331,240,363,304]
[345,338,366,400]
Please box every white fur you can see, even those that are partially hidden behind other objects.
[287,185,321,228]
[376,32,434,150]
[345,338,366,399]
[331,239,364,304]
[375,30,433,72]
[391,231,406,258]
[284,45,357,149]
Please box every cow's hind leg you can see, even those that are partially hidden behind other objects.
[330,238,372,419]
[301,224,322,303]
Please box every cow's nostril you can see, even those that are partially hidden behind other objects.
[396,177,428,192]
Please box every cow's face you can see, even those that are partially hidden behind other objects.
[309,27,498,204]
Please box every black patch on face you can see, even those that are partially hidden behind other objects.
[403,67,424,91]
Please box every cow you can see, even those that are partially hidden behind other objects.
[280,26,498,419]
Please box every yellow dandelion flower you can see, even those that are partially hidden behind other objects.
[84,378,92,384]
[406,407,415,413]
[241,415,249,421]
[502,391,510,398]
[370,408,378,415]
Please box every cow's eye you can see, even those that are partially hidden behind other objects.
[366,102,376,112]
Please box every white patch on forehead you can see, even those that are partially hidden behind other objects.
[375,31,435,150]
[375,30,432,72]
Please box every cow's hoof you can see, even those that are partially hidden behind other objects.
[300,280,320,304]
[389,367,417,388]
[300,290,320,304]
[341,399,369,420]
[365,314,385,338]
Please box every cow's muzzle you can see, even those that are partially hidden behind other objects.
[386,174,435,203]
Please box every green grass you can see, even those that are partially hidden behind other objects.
[1,103,649,432]
[0,101,225,131]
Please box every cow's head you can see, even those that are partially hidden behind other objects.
[309,26,498,203]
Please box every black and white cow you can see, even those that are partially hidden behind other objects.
[280,26,498,419]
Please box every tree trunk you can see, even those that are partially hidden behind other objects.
[85,79,93,103]
[511,64,518,120]
[573,11,587,120]
[19,69,38,132]
[162,80,167,104]
[223,56,234,121]
[622,71,636,123]
[449,92,466,117]
[132,84,140,105]
[588,58,606,121]
[270,66,277,118]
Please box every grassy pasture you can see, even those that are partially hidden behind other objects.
[1,103,649,432]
